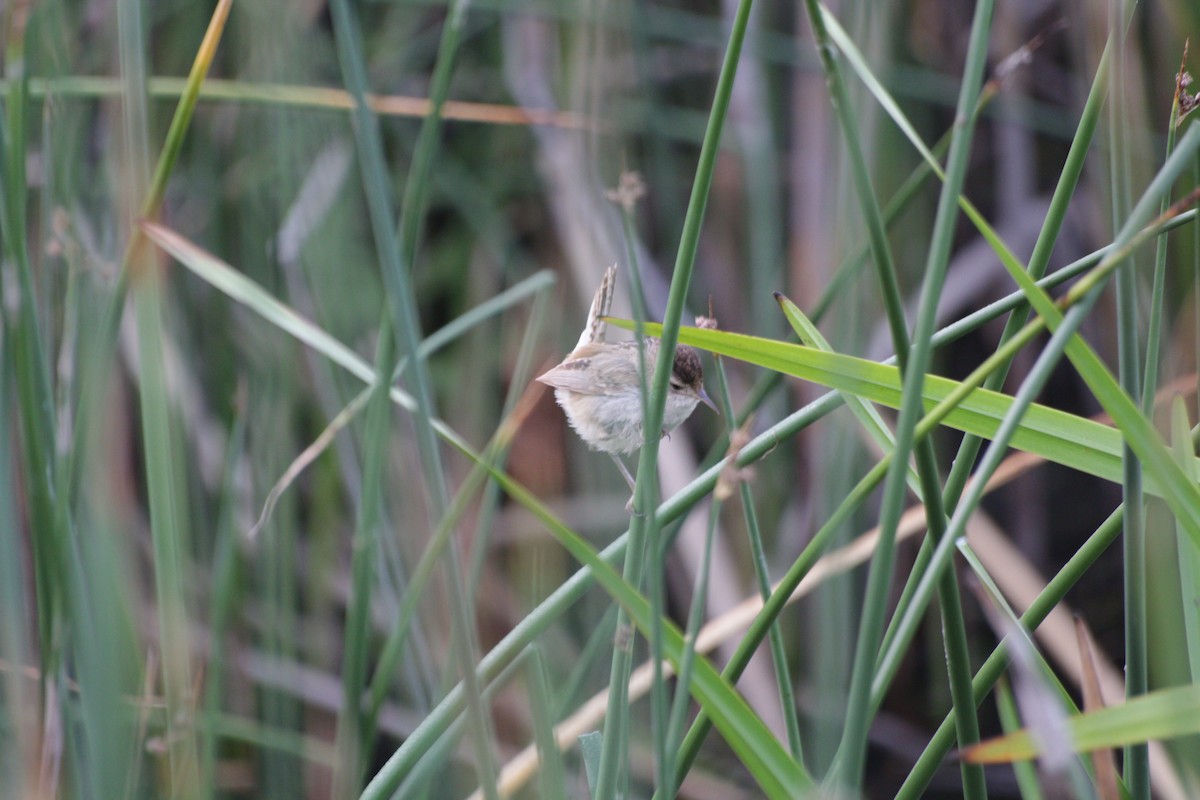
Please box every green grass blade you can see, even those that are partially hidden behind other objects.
[835,10,1200,554]
[328,0,496,793]
[995,679,1046,800]
[799,0,910,369]
[613,181,670,796]
[1,0,62,694]
[965,685,1200,765]
[711,347,804,762]
[991,123,1200,545]
[1109,8,1146,795]
[0,333,34,798]
[1141,63,1187,415]
[489,474,815,798]
[332,312,397,796]
[527,647,570,799]
[580,730,603,795]
[1170,399,1200,685]
[201,409,248,795]
[614,321,1160,492]
[818,3,996,791]
[138,1,233,228]
[119,0,204,790]
[895,505,1125,798]
[130,265,200,794]
[597,0,755,795]
[662,499,724,797]
[777,295,921,495]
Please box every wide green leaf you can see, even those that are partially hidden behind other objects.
[612,319,1198,498]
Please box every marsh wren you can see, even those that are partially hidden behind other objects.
[537,266,717,490]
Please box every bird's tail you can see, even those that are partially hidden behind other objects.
[578,264,617,348]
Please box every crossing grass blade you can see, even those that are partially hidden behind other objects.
[964,685,1200,765]
[484,474,816,799]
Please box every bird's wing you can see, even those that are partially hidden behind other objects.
[535,358,607,395]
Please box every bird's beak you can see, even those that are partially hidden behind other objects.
[698,387,719,414]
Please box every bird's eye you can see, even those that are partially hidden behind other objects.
[670,381,683,391]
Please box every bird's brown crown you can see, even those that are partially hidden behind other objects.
[671,345,704,389]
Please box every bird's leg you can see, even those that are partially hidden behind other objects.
[610,455,640,512]
[610,454,636,491]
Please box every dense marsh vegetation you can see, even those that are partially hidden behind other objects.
[2,0,1200,798]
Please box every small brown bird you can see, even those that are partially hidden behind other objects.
[537,266,716,490]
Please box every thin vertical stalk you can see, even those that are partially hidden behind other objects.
[118,0,203,792]
[1107,2,1147,794]
[878,36,1115,768]
[131,256,200,795]
[0,329,32,798]
[1170,402,1200,689]
[327,0,499,796]
[594,1,754,796]
[527,647,569,799]
[716,355,804,761]
[661,502,721,800]
[799,0,908,368]
[332,319,396,797]
[464,281,554,592]
[1,0,61,691]
[828,0,995,791]
[63,0,232,517]
[201,411,248,798]
[938,38,1111,510]
[610,186,667,793]
[1141,74,1184,414]
[802,4,993,794]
